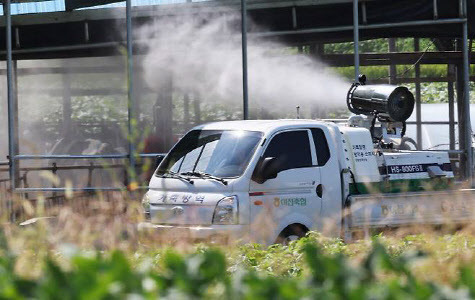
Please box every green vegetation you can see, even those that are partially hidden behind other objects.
[324,38,435,54]
[5,215,475,300]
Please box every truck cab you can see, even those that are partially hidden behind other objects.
[141,117,469,244]
[141,120,344,244]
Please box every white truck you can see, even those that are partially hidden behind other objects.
[140,80,475,244]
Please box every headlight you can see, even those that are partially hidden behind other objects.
[212,196,238,225]
[142,192,151,220]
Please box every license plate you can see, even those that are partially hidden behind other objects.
[152,208,174,222]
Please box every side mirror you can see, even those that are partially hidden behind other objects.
[252,157,281,184]
[154,155,165,170]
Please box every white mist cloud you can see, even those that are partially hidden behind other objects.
[139,11,349,118]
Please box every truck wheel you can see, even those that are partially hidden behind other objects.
[275,224,308,245]
[399,137,417,150]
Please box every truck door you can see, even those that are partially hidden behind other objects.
[309,126,342,236]
[249,129,322,243]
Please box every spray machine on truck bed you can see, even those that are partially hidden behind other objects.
[141,76,475,244]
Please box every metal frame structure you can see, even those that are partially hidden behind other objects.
[1,0,164,194]
[0,0,473,202]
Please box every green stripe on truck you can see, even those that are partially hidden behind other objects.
[349,178,454,195]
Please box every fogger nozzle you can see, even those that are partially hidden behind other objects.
[347,78,415,122]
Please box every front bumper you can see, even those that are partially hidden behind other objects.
[137,222,250,243]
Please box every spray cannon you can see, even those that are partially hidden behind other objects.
[347,75,415,122]
[347,75,416,148]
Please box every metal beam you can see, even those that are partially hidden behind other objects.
[14,154,128,160]
[0,66,125,75]
[4,0,16,193]
[370,76,475,84]
[153,73,173,151]
[253,18,468,38]
[0,0,51,2]
[388,38,397,84]
[241,0,249,120]
[352,0,359,82]
[0,164,125,172]
[292,6,297,29]
[320,51,475,67]
[193,93,201,125]
[65,0,122,11]
[456,41,466,177]
[19,88,127,96]
[183,93,190,130]
[414,38,422,150]
[462,14,473,183]
[126,0,136,184]
[4,45,475,65]
[3,0,18,220]
[0,54,473,76]
[12,60,19,183]
[0,41,121,56]
[406,121,458,125]
[61,70,72,136]
[448,64,456,150]
[14,187,127,192]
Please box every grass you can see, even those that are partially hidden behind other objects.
[3,192,475,298]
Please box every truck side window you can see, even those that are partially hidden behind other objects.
[263,131,312,170]
[311,128,330,166]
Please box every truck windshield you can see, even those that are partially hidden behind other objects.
[156,130,263,178]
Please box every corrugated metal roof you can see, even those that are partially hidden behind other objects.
[88,0,206,10]
[0,0,64,15]
[0,0,199,15]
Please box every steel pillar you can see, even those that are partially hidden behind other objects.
[352,0,359,82]
[184,93,190,131]
[12,60,18,184]
[241,0,249,120]
[4,0,17,192]
[133,71,142,132]
[193,93,201,125]
[126,0,136,184]
[153,73,173,152]
[456,56,466,177]
[448,65,456,150]
[462,13,473,183]
[4,0,18,221]
[414,38,422,149]
[388,38,397,84]
[62,71,72,136]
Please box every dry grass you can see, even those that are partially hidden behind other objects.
[1,188,475,289]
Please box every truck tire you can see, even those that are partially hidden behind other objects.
[399,137,418,150]
[275,224,308,245]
